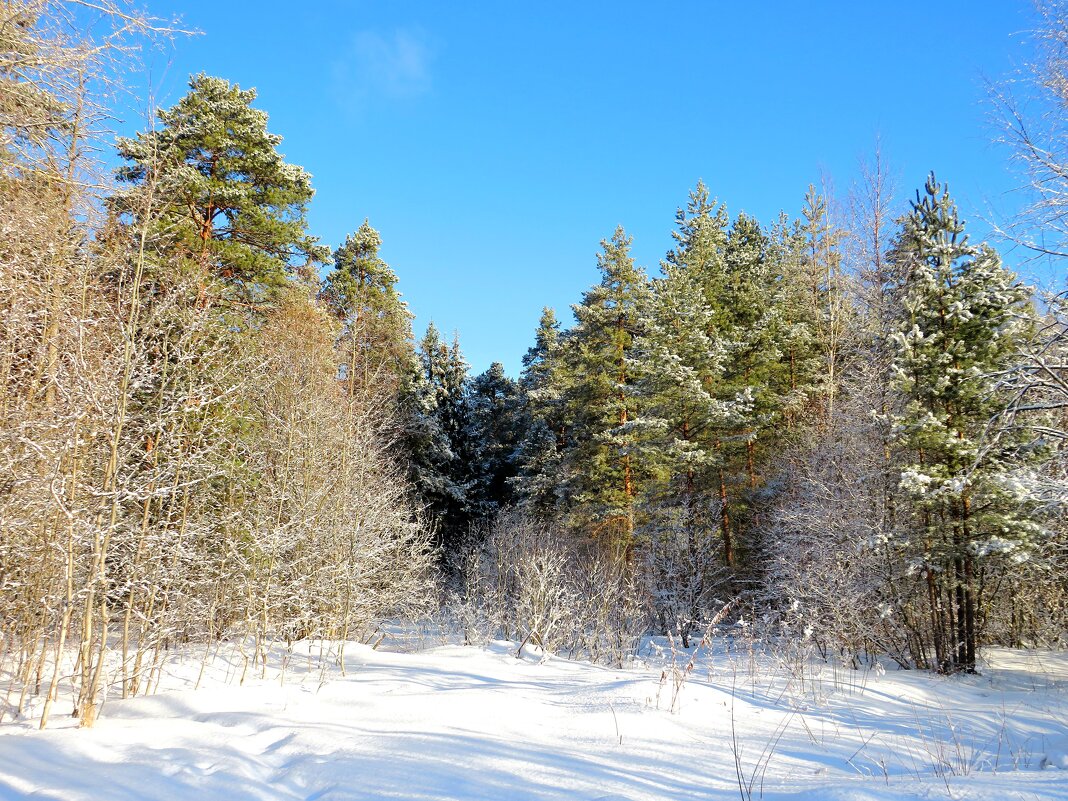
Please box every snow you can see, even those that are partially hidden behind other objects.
[1040,734,1068,771]
[2,640,1067,801]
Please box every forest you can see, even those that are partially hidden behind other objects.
[2,0,1067,737]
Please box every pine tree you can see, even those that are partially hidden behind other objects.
[558,227,649,552]
[631,183,738,565]
[321,219,415,397]
[115,73,327,306]
[713,212,784,567]
[769,211,821,427]
[0,2,66,165]
[890,174,1039,673]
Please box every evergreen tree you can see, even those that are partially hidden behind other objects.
[115,73,327,305]
[402,335,453,523]
[713,211,783,566]
[321,219,415,397]
[521,307,564,406]
[404,323,472,553]
[558,227,649,552]
[768,212,816,426]
[662,181,731,297]
[0,3,65,165]
[890,174,1040,673]
[512,307,567,514]
[631,184,738,564]
[465,362,523,521]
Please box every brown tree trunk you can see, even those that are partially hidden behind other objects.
[962,494,976,673]
[719,467,733,568]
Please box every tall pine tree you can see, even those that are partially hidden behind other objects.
[631,183,738,564]
[558,227,649,553]
[115,73,327,306]
[321,219,415,398]
[890,174,1039,673]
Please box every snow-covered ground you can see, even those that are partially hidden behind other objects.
[2,638,1067,800]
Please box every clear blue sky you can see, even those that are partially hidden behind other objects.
[122,1,1040,375]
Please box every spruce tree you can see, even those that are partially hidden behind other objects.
[404,323,472,554]
[465,362,523,521]
[401,330,453,524]
[521,307,564,406]
[512,307,567,514]
[890,174,1039,673]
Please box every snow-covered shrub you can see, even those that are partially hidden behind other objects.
[638,506,729,648]
[759,380,917,670]
[455,509,647,664]
[570,550,646,667]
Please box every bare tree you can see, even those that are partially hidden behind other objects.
[457,510,646,664]
[0,3,438,729]
[991,0,1068,261]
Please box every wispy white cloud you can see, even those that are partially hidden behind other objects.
[332,28,434,114]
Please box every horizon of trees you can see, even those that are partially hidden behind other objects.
[1,0,1066,732]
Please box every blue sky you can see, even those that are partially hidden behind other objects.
[122,1,1041,375]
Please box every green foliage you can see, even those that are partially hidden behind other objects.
[513,186,832,574]
[0,4,67,163]
[890,174,1040,671]
[892,175,1038,549]
[115,73,327,304]
[322,219,415,393]
[774,187,849,423]
[402,323,473,552]
[465,362,523,520]
[512,307,566,514]
[629,185,735,537]
[558,227,650,547]
[628,185,796,570]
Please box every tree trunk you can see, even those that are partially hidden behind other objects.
[719,468,734,568]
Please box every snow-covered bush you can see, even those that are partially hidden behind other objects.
[638,506,730,648]
[455,509,646,664]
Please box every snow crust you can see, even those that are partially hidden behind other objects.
[2,640,1067,800]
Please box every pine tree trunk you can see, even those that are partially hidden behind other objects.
[962,494,977,673]
[954,553,967,672]
[719,467,733,568]
[925,564,946,672]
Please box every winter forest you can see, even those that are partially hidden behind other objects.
[3,2,1068,799]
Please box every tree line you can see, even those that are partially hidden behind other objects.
[441,171,1061,677]
[2,0,1066,731]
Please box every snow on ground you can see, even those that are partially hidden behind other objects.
[1,638,1067,801]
